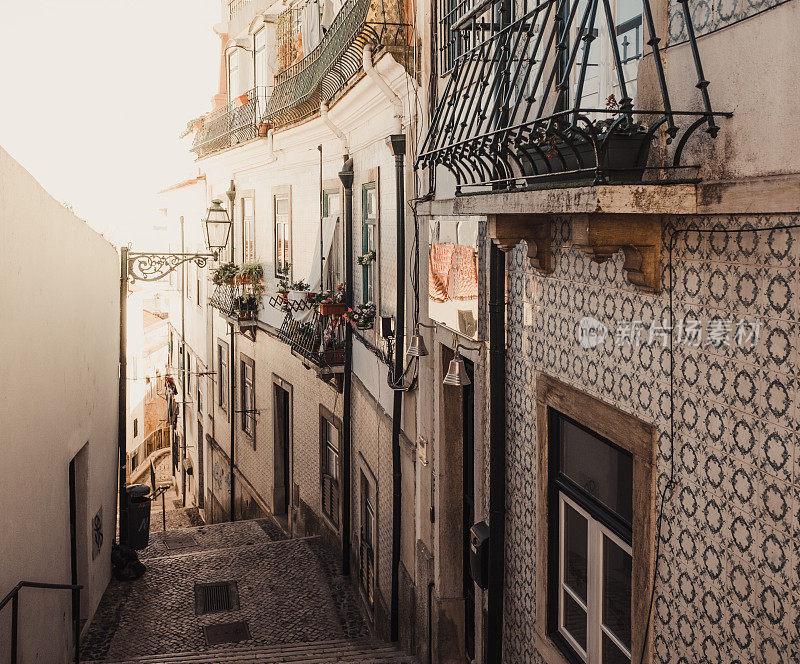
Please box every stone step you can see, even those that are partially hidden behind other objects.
[83,638,416,664]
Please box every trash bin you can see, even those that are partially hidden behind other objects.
[126,484,151,550]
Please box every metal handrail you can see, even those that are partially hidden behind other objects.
[1,581,83,664]
[191,86,271,158]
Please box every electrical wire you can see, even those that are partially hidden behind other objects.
[638,219,800,664]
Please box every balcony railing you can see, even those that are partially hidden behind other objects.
[418,0,731,191]
[191,87,270,158]
[277,311,345,370]
[210,282,261,327]
[228,0,252,20]
[264,0,410,127]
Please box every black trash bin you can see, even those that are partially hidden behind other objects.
[126,484,151,550]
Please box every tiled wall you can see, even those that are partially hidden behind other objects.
[501,215,800,663]
[668,0,790,43]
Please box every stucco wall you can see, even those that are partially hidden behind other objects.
[501,215,799,663]
[0,147,119,662]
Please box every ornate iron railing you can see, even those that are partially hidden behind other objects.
[228,0,252,20]
[418,0,731,191]
[191,87,270,158]
[210,283,238,317]
[264,0,409,127]
[277,311,345,368]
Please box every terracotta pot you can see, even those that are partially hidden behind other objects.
[318,302,348,317]
[277,292,288,303]
[236,93,249,106]
[258,122,270,137]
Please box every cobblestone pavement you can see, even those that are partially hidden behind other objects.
[80,519,370,662]
[146,458,204,533]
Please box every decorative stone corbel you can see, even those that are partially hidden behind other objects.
[571,214,663,292]
[487,215,553,274]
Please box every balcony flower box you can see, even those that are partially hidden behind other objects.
[318,302,348,317]
[522,126,653,184]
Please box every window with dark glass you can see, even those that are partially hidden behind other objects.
[549,409,633,664]
[361,183,376,304]
[359,469,376,606]
[217,340,229,412]
[242,196,255,263]
[240,355,255,440]
[320,414,339,527]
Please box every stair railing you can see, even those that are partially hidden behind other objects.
[0,581,82,664]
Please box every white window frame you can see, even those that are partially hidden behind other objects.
[557,492,632,664]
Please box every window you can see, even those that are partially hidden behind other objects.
[186,353,192,396]
[217,340,229,412]
[240,355,255,440]
[242,196,255,263]
[323,189,342,287]
[254,27,268,89]
[133,418,138,438]
[548,408,637,664]
[274,194,290,277]
[196,265,201,306]
[361,183,376,304]
[569,0,643,111]
[227,50,239,101]
[320,410,340,528]
[359,469,376,606]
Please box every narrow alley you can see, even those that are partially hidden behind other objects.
[80,497,412,663]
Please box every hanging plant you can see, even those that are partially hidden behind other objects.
[345,302,376,330]
[356,250,376,266]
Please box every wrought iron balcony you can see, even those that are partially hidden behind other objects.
[418,0,730,191]
[191,87,270,158]
[277,311,346,371]
[228,0,251,20]
[210,283,260,326]
[265,0,410,127]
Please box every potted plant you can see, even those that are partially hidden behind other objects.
[346,302,376,330]
[317,284,347,317]
[258,121,271,137]
[234,293,259,320]
[321,323,345,364]
[237,262,264,285]
[356,250,376,266]
[212,262,239,286]
[277,280,290,304]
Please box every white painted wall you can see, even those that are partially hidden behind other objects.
[0,146,119,662]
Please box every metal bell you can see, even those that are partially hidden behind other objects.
[406,331,429,357]
[443,355,471,386]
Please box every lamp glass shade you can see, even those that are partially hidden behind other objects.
[443,356,471,386]
[406,332,429,357]
[203,199,232,251]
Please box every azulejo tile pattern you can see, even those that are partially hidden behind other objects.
[667,0,790,44]
[500,214,800,664]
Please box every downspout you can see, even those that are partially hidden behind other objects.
[265,128,277,163]
[180,216,187,507]
[388,133,407,643]
[339,158,354,575]
[362,44,403,134]
[486,242,506,663]
[321,102,350,159]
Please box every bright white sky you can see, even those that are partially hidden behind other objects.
[0,0,220,247]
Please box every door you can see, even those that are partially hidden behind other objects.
[197,421,205,509]
[462,359,475,660]
[273,384,291,517]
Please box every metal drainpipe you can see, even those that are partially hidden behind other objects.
[181,216,187,507]
[486,242,506,663]
[388,133,407,643]
[227,182,237,522]
[118,247,129,545]
[339,157,353,575]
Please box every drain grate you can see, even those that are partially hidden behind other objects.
[195,581,239,615]
[163,532,198,550]
[203,620,251,645]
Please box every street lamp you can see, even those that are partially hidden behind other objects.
[203,199,232,254]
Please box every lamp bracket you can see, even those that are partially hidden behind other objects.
[127,251,217,283]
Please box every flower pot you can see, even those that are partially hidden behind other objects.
[277,292,288,303]
[521,132,652,184]
[258,122,270,137]
[355,320,374,330]
[318,302,348,317]
[236,93,249,107]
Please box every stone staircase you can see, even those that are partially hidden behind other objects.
[83,639,416,663]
